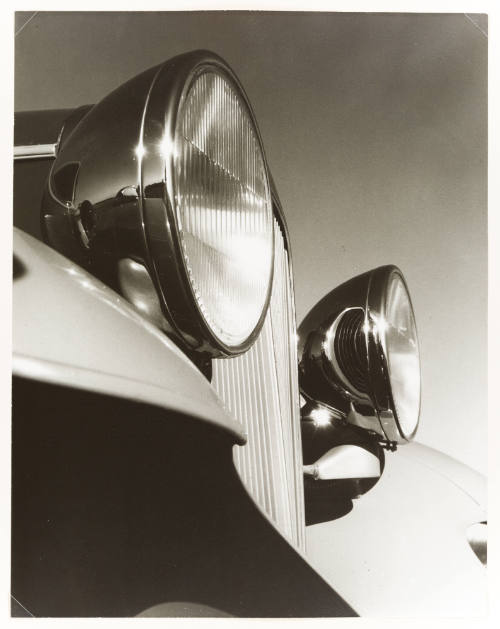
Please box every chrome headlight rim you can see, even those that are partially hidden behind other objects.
[365,265,421,442]
[140,50,274,357]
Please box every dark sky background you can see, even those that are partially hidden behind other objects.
[15,11,487,473]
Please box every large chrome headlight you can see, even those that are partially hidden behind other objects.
[42,51,274,356]
[298,265,421,443]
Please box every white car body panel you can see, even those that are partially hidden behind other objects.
[13,228,246,445]
[306,442,487,617]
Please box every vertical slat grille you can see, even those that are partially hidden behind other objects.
[212,219,305,551]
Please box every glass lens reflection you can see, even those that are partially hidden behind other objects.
[384,274,420,437]
[173,70,273,348]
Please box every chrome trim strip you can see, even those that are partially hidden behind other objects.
[14,144,57,161]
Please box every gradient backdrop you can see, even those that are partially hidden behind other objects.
[14,11,487,473]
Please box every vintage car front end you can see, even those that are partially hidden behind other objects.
[12,50,487,617]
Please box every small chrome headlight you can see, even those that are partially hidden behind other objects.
[298,265,421,443]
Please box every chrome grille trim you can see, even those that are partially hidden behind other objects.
[212,219,305,551]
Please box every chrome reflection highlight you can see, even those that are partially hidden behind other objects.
[173,69,273,349]
[309,407,333,427]
[134,142,146,160]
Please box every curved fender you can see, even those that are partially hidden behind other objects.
[306,442,487,617]
[13,228,246,445]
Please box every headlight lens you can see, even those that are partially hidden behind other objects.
[172,67,274,350]
[381,271,420,438]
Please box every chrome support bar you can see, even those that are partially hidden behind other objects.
[14,144,57,161]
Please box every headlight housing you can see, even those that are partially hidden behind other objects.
[298,265,421,443]
[42,51,274,356]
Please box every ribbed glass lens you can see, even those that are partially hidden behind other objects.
[383,273,420,437]
[173,68,273,349]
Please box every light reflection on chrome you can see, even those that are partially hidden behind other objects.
[134,142,146,160]
[309,407,333,427]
